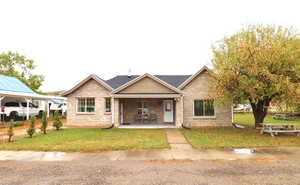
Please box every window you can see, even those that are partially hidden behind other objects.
[194,99,214,117]
[137,101,149,115]
[165,101,171,112]
[21,102,36,108]
[105,98,111,112]
[4,102,19,107]
[77,98,95,113]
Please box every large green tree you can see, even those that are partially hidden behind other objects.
[0,51,44,91]
[212,25,300,128]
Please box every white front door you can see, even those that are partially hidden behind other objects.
[163,100,174,122]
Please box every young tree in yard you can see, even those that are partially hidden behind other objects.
[40,111,48,134]
[27,116,36,138]
[7,124,14,142]
[0,51,44,92]
[53,111,63,130]
[212,25,300,128]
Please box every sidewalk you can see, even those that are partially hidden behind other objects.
[1,146,299,161]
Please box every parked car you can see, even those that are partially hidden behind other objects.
[1,101,43,121]
[233,104,252,111]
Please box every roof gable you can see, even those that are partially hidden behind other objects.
[0,75,35,94]
[112,73,182,94]
[178,66,211,89]
[106,75,191,89]
[62,74,113,96]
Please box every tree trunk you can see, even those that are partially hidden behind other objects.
[253,110,266,128]
[249,98,271,128]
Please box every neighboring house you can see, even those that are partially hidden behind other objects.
[62,66,232,127]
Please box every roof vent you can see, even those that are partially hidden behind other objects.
[128,69,132,78]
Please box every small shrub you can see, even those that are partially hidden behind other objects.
[27,116,36,138]
[7,125,14,142]
[40,111,48,134]
[53,111,63,130]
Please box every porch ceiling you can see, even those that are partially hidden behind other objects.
[112,93,181,98]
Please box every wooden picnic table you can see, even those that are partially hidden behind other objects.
[260,123,300,137]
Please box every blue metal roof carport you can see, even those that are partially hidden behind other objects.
[0,75,66,120]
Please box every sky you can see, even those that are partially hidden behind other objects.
[0,0,299,92]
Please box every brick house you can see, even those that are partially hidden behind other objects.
[62,66,232,128]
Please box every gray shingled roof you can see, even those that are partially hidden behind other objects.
[105,75,191,89]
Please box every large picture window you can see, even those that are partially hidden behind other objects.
[77,98,95,113]
[194,99,214,117]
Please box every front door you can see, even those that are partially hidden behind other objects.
[163,100,174,122]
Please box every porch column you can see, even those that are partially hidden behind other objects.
[111,97,115,124]
[175,96,183,128]
[114,98,120,127]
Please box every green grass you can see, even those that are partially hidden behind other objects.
[0,121,24,127]
[182,127,300,149]
[0,128,169,152]
[234,113,300,128]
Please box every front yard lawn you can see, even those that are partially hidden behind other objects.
[0,128,169,152]
[234,113,300,128]
[182,127,300,149]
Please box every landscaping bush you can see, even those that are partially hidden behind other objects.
[40,111,48,134]
[27,116,36,138]
[7,124,14,142]
[53,111,63,130]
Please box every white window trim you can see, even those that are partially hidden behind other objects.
[76,97,96,114]
[104,98,111,113]
[193,99,216,118]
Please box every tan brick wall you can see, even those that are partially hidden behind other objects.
[175,97,183,128]
[182,71,232,127]
[118,77,176,94]
[66,79,112,126]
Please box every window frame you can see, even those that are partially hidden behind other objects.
[105,98,111,113]
[193,99,215,118]
[76,97,96,114]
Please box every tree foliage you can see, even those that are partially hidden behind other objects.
[0,51,44,91]
[40,111,48,134]
[7,124,14,142]
[53,111,63,130]
[27,116,36,138]
[212,25,300,127]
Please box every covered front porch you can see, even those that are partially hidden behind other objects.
[112,94,183,128]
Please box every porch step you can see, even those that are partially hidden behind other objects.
[119,124,176,129]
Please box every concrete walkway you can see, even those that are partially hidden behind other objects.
[166,129,193,150]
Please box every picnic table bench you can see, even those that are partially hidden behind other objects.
[272,114,293,120]
[260,123,300,137]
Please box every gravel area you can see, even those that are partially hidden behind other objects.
[1,157,300,185]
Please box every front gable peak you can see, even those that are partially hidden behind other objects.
[112,73,182,94]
